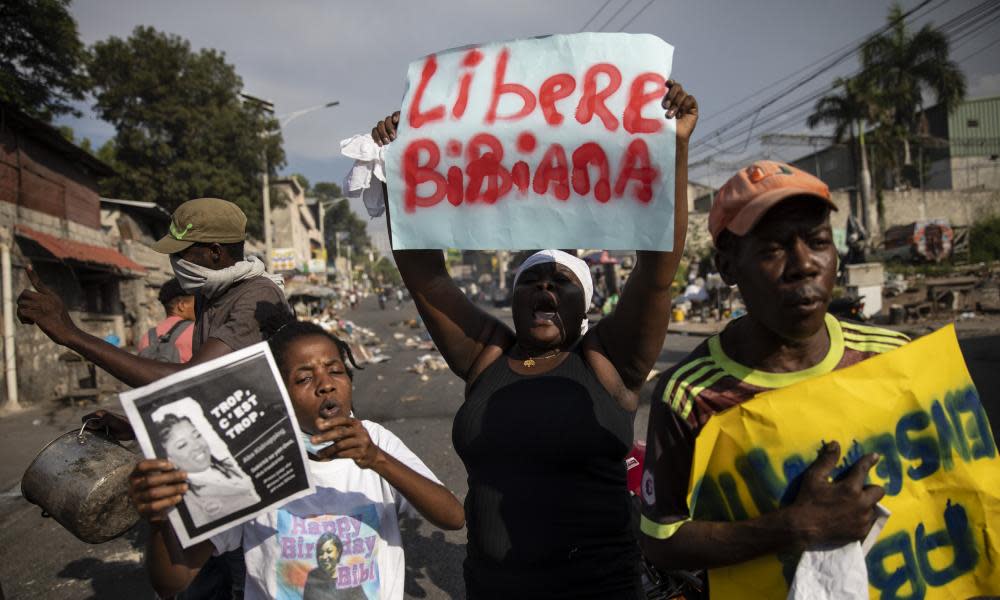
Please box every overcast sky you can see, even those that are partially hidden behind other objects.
[58,0,1000,194]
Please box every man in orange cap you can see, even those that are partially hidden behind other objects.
[638,161,908,580]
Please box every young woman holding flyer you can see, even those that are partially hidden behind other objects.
[128,321,465,600]
[370,81,697,599]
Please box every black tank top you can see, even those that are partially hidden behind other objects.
[453,347,641,599]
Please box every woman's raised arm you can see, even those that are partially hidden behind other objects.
[595,81,698,391]
[373,112,513,382]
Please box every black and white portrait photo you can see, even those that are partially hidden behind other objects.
[121,342,314,547]
[151,398,261,527]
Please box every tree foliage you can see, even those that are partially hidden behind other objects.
[88,26,284,237]
[970,216,1000,263]
[0,0,88,120]
[807,77,883,144]
[370,255,402,286]
[862,4,966,137]
[808,2,966,196]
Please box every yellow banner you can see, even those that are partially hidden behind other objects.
[688,325,999,599]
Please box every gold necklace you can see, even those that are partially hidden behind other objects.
[522,350,561,367]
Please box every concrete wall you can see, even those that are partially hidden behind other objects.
[879,188,1000,229]
[684,187,998,256]
[0,205,137,405]
[946,156,1000,191]
[101,207,174,345]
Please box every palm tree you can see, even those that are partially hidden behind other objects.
[807,76,882,235]
[862,2,966,183]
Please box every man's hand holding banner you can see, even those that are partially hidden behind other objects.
[688,326,999,599]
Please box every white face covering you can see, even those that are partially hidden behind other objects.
[170,254,282,300]
[513,249,594,335]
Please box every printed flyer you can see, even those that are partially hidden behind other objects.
[121,342,315,547]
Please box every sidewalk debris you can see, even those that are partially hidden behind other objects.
[406,353,448,375]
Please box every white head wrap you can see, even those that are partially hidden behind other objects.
[512,249,594,334]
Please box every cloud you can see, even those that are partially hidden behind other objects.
[59,0,993,192]
[969,73,1000,99]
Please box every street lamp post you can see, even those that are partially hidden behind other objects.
[318,197,352,288]
[261,152,272,267]
[240,94,339,270]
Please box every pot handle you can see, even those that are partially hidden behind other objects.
[78,418,111,444]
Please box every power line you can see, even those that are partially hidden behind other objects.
[957,35,1000,62]
[596,0,633,32]
[690,0,940,162]
[689,0,1000,169]
[694,0,948,129]
[618,0,656,31]
[949,5,1000,52]
[689,0,997,159]
[578,0,615,32]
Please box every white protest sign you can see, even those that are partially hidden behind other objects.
[384,32,676,250]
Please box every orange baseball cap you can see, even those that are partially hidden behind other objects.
[709,160,835,243]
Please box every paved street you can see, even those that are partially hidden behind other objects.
[0,296,996,599]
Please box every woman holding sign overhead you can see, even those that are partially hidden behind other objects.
[373,79,697,598]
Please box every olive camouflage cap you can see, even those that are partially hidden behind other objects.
[151,198,247,254]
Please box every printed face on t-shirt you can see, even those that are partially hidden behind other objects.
[277,507,381,598]
[316,536,342,576]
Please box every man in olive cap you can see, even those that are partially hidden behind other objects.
[17,197,291,389]
[18,198,292,600]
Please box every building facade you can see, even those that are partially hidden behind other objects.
[270,176,325,278]
[0,103,149,405]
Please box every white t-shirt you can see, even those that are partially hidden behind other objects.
[210,421,441,600]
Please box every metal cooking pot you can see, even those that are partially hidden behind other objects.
[21,421,141,544]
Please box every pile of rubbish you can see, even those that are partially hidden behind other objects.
[407,353,449,381]
[390,318,437,351]
[311,316,390,365]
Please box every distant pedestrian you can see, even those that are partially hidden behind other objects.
[137,279,195,363]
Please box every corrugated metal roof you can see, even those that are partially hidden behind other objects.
[947,96,1000,157]
[100,198,172,223]
[15,225,147,275]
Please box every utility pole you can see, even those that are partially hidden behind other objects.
[262,152,272,268]
[240,93,338,270]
